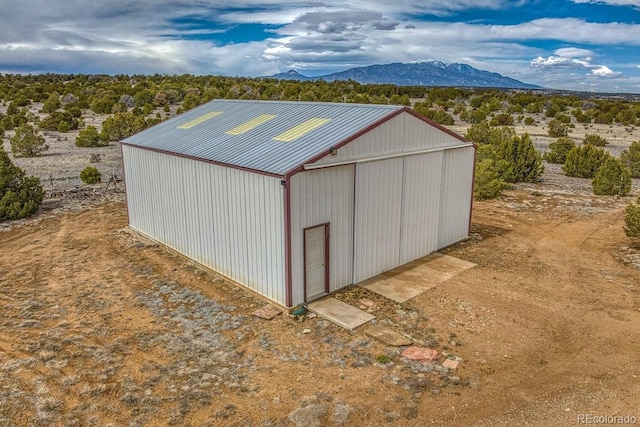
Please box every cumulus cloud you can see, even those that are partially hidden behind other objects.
[0,1,638,92]
[590,65,622,77]
[571,0,640,9]
[531,48,621,78]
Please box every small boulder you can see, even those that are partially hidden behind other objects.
[402,346,439,365]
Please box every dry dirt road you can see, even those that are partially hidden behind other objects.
[1,184,640,426]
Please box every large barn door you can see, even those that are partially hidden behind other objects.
[399,152,443,264]
[353,158,403,283]
[304,224,329,301]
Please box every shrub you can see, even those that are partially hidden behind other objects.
[620,141,640,178]
[583,133,608,147]
[101,112,148,141]
[563,145,609,178]
[624,197,640,242]
[0,147,44,221]
[544,137,576,164]
[464,122,515,146]
[524,117,535,125]
[474,158,506,200]
[10,124,49,157]
[489,113,514,126]
[498,133,544,183]
[548,119,569,138]
[413,103,455,125]
[79,166,101,184]
[75,125,109,147]
[39,111,80,131]
[592,157,632,196]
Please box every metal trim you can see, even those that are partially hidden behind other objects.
[302,143,472,170]
[120,142,285,179]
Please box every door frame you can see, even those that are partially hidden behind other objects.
[303,222,330,302]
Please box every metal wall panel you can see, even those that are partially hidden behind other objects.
[399,152,444,264]
[122,145,287,305]
[290,165,355,306]
[314,112,466,166]
[353,158,404,284]
[437,147,475,249]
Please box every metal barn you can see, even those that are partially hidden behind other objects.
[122,100,475,308]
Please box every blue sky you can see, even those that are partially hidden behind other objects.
[0,0,639,93]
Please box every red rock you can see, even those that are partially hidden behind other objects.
[252,305,282,320]
[402,346,439,365]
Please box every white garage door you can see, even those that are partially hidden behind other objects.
[399,152,443,265]
[353,158,403,283]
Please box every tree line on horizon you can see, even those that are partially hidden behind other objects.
[0,73,639,240]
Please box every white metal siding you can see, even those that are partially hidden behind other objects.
[122,146,287,305]
[399,152,444,264]
[353,158,404,283]
[290,165,355,306]
[437,147,475,248]
[313,112,464,166]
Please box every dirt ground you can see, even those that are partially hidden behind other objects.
[2,107,640,425]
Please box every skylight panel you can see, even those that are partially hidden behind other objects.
[226,114,277,135]
[177,111,223,129]
[273,118,332,142]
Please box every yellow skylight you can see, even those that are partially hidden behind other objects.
[273,118,332,142]
[225,114,277,135]
[177,111,223,129]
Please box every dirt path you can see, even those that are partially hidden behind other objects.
[1,186,640,426]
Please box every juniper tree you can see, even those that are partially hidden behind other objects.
[624,197,640,243]
[592,157,632,196]
[498,133,544,183]
[544,137,576,164]
[0,147,44,221]
[563,144,609,178]
[620,141,640,178]
[10,124,48,157]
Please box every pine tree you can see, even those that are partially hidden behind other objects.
[624,197,640,243]
[563,145,609,178]
[0,147,44,221]
[620,141,640,178]
[592,157,632,196]
[499,133,544,183]
[474,158,505,200]
[10,124,48,157]
[544,137,575,164]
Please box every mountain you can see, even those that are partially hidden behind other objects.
[268,60,540,89]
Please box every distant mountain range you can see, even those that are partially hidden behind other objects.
[268,60,540,90]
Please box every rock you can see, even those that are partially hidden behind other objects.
[307,312,317,319]
[364,325,413,347]
[302,328,312,334]
[252,305,282,320]
[402,346,439,365]
[358,298,377,309]
[442,359,459,370]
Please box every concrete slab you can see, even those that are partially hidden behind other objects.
[307,297,375,330]
[362,279,426,303]
[359,253,475,303]
[364,325,413,346]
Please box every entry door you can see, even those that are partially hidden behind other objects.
[304,224,329,301]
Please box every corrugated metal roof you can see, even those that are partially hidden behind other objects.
[122,99,404,176]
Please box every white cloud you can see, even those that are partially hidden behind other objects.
[571,0,640,9]
[590,65,622,77]
[0,1,638,92]
[530,48,622,80]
